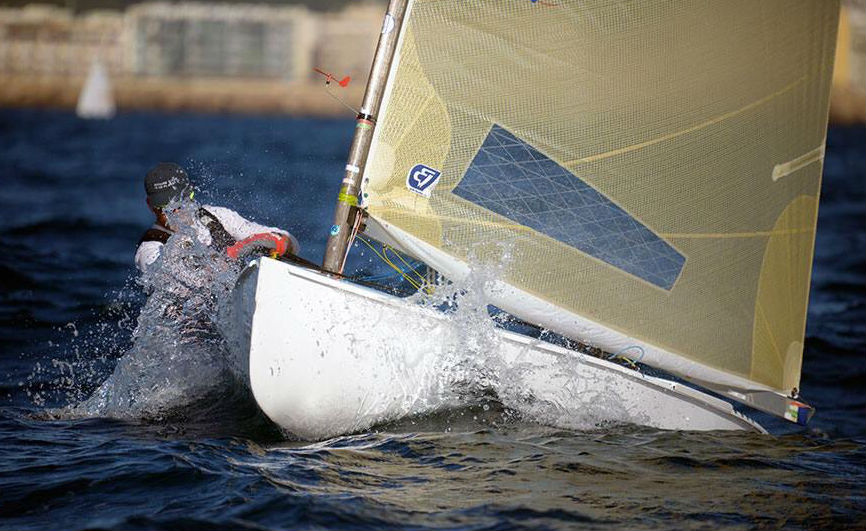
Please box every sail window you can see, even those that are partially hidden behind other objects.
[452,124,686,290]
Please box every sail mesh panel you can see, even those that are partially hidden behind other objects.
[452,124,686,290]
[362,0,838,393]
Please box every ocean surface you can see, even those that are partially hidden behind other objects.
[0,108,864,530]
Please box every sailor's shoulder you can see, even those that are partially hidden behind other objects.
[138,224,171,245]
[201,204,241,221]
[201,204,252,229]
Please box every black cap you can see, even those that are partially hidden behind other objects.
[145,163,192,208]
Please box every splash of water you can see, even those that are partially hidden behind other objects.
[385,242,536,427]
[25,285,140,408]
[63,203,246,419]
[402,239,639,432]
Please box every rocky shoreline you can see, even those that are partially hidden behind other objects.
[0,75,365,117]
[3,74,862,123]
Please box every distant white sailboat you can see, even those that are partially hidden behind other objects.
[76,58,115,119]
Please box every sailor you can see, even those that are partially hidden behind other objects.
[135,162,299,272]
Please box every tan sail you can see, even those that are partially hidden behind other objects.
[360,0,838,415]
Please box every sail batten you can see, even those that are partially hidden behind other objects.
[361,0,838,420]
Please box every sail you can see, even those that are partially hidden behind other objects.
[77,58,116,120]
[360,0,838,415]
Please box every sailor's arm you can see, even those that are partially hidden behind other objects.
[205,205,300,255]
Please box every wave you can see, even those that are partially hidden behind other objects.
[4,217,142,238]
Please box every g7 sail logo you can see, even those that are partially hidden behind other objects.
[406,164,442,197]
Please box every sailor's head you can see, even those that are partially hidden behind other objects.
[144,162,194,210]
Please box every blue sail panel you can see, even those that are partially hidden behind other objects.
[452,125,685,290]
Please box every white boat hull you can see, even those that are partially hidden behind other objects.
[229,257,763,440]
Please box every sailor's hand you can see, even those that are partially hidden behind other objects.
[226,233,292,259]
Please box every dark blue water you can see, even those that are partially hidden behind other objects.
[1,109,864,530]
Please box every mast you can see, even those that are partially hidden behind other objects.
[322,0,410,274]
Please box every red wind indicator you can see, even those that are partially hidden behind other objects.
[314,67,351,87]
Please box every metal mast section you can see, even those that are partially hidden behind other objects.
[322,0,410,274]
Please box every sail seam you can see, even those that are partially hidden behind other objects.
[661,228,813,239]
[564,76,806,166]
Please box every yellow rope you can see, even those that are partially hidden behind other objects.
[355,235,433,294]
[383,245,427,286]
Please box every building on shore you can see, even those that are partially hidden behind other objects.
[0,5,124,76]
[832,0,866,124]
[124,3,313,81]
[0,2,384,114]
[313,3,381,84]
[0,0,863,121]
